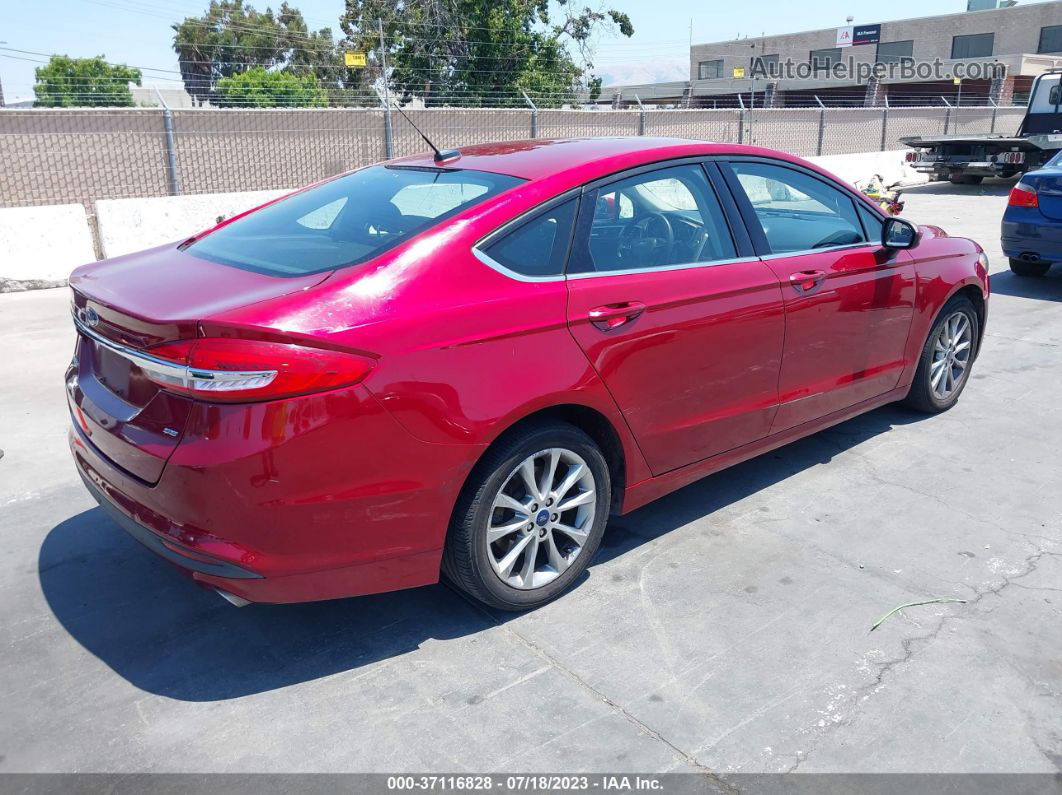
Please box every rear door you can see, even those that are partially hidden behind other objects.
[564,162,786,475]
[720,158,916,432]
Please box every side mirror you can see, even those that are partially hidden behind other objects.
[882,217,919,249]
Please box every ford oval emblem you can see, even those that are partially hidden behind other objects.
[84,307,100,328]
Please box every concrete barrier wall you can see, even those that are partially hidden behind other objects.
[95,189,292,259]
[0,149,931,290]
[0,204,95,290]
[808,149,928,188]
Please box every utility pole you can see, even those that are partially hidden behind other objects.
[378,19,393,158]
[377,19,390,110]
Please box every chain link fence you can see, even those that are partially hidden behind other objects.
[0,104,1029,210]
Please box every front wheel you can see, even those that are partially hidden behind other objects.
[949,173,984,185]
[1009,258,1051,278]
[903,296,979,414]
[443,422,611,610]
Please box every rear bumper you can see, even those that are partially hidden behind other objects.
[69,384,482,604]
[1002,213,1062,263]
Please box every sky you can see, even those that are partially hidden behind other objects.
[2,0,1057,101]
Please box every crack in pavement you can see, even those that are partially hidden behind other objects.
[784,545,1058,773]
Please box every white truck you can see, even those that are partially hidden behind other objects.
[902,71,1062,185]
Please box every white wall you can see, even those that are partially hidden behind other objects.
[95,189,292,259]
[0,204,95,290]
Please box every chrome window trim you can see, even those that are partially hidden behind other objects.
[565,255,763,280]
[472,247,566,283]
[757,242,878,261]
[72,314,277,385]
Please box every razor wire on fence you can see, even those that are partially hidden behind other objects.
[0,103,1027,210]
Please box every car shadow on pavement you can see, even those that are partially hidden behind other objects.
[40,404,924,702]
[988,268,1062,302]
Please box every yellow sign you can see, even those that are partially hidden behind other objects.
[344,51,367,68]
[953,77,962,84]
[732,66,746,78]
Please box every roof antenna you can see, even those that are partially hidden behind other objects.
[378,89,460,164]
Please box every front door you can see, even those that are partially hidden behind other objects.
[564,162,786,475]
[722,159,916,432]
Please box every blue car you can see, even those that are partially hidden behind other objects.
[1002,150,1062,277]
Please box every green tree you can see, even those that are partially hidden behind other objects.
[338,0,633,108]
[34,55,141,107]
[173,0,353,104]
[214,66,328,106]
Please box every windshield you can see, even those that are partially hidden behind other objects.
[187,165,524,276]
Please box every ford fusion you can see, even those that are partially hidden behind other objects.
[67,137,989,610]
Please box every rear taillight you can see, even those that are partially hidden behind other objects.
[998,151,1025,165]
[904,151,918,162]
[143,338,375,402]
[1008,182,1039,208]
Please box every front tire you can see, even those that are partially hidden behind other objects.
[443,422,611,611]
[949,173,984,185]
[1009,258,1051,277]
[903,296,979,414]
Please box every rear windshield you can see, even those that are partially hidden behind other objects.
[186,165,524,276]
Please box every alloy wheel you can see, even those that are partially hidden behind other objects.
[930,311,973,401]
[486,448,597,590]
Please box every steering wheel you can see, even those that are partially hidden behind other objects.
[618,212,674,265]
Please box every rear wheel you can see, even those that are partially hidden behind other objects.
[443,422,610,610]
[949,172,984,185]
[903,296,979,414]
[1009,258,1051,277]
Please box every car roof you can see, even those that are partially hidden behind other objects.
[388,137,791,182]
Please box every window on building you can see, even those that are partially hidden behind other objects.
[809,48,842,71]
[875,40,914,64]
[697,59,724,79]
[750,54,779,77]
[1039,25,1062,54]
[951,33,993,59]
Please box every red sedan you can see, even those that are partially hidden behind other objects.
[67,138,989,610]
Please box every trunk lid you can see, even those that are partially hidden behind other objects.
[68,244,330,483]
[1025,168,1062,221]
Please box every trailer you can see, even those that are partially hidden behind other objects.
[901,71,1062,185]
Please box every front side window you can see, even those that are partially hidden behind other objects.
[729,161,866,253]
[951,33,993,59]
[698,60,723,80]
[481,199,578,278]
[570,164,737,274]
[188,165,523,276]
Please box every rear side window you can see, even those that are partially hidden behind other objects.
[481,199,578,278]
[187,166,523,276]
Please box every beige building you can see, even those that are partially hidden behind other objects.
[602,1,1062,108]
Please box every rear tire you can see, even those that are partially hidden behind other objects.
[442,422,611,611]
[903,296,979,414]
[1009,258,1051,277]
[949,173,984,185]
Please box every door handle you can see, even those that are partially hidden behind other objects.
[789,270,827,294]
[588,301,646,331]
